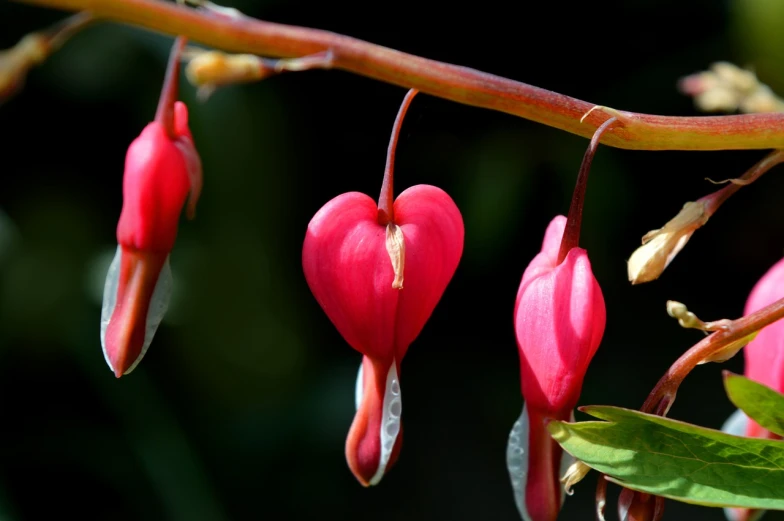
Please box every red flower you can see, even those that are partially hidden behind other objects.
[508,215,606,521]
[100,38,202,378]
[302,90,464,485]
[508,117,615,521]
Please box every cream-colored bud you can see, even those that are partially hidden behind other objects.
[184,50,267,89]
[0,33,48,98]
[627,201,708,284]
[699,332,758,365]
[561,460,591,495]
[385,224,405,289]
[666,300,704,329]
[680,61,784,115]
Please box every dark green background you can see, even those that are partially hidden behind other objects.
[2,1,784,519]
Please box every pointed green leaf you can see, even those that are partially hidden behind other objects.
[724,372,784,438]
[548,405,784,509]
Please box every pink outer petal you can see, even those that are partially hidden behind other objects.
[117,121,192,253]
[516,216,566,307]
[393,185,464,360]
[515,247,606,414]
[104,247,167,378]
[743,256,784,439]
[302,185,464,362]
[302,192,398,361]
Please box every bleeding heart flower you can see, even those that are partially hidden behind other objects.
[721,256,784,521]
[100,37,202,378]
[507,118,614,521]
[302,89,464,486]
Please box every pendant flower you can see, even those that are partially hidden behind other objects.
[100,37,202,378]
[508,118,615,521]
[302,89,464,485]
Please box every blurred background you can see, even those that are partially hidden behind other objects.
[2,0,784,519]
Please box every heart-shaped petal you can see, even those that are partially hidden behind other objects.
[302,184,464,363]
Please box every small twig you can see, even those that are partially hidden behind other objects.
[0,11,94,102]
[641,296,784,415]
[627,149,784,284]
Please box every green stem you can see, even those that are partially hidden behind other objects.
[13,0,784,151]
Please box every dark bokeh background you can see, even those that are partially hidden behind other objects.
[2,0,784,520]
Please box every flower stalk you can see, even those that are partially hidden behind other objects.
[11,0,784,151]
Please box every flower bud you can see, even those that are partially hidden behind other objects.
[627,201,708,284]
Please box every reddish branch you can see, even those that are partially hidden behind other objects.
[12,0,784,151]
[641,295,784,415]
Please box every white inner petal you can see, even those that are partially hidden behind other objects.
[99,247,173,375]
[507,405,573,521]
[724,505,765,521]
[721,408,749,437]
[619,493,630,521]
[368,361,402,486]
[354,360,364,411]
[507,404,532,521]
[99,245,122,371]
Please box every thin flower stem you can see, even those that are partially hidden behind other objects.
[641,296,784,415]
[12,0,784,151]
[558,117,618,263]
[377,88,418,225]
[155,36,186,138]
[701,149,784,212]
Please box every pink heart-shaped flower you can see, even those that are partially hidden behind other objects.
[303,185,463,363]
[302,184,463,485]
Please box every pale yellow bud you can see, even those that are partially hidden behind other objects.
[184,50,267,89]
[0,33,48,98]
[680,61,784,114]
[699,332,758,365]
[627,201,708,284]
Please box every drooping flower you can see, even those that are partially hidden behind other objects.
[507,118,614,521]
[302,89,464,486]
[508,215,606,521]
[721,256,784,521]
[100,37,202,378]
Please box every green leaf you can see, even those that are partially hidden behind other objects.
[724,371,784,438]
[548,405,784,509]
